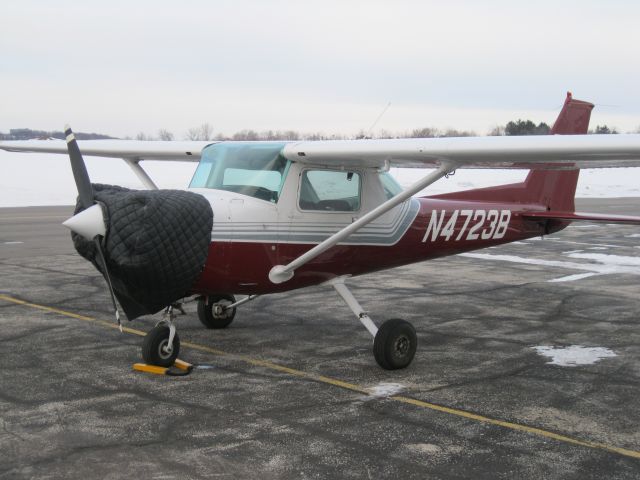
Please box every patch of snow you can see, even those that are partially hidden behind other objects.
[548,272,601,283]
[546,239,620,248]
[405,443,464,457]
[392,167,640,199]
[532,345,617,367]
[459,252,640,281]
[406,443,443,455]
[0,151,197,207]
[367,382,405,398]
[566,252,640,267]
[626,234,640,238]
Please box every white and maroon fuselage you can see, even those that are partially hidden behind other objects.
[189,161,558,296]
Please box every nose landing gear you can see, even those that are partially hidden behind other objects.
[142,304,182,367]
[142,324,180,367]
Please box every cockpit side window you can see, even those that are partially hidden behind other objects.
[299,170,361,212]
[190,142,289,203]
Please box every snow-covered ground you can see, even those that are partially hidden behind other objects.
[1,151,196,207]
[531,345,617,367]
[1,150,639,207]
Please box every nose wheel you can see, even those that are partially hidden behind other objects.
[142,304,182,367]
[142,325,180,367]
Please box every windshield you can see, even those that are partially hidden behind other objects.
[189,142,290,202]
[379,172,403,199]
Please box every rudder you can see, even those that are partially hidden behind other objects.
[524,92,594,212]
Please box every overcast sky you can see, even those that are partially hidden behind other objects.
[2,0,640,138]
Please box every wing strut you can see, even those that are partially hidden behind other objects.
[268,161,456,284]
[123,158,159,190]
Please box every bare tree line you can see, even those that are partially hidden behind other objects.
[129,120,629,142]
[1,121,632,142]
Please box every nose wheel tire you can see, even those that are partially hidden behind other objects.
[373,319,417,370]
[142,325,180,367]
[197,294,236,329]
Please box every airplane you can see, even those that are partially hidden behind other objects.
[2,92,640,371]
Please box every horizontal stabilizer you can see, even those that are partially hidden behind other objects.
[523,211,640,225]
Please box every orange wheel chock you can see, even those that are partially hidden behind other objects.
[133,359,193,376]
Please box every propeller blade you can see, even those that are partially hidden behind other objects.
[65,125,94,209]
[63,127,122,327]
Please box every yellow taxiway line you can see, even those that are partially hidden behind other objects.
[1,292,639,460]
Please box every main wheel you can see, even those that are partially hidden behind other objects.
[142,325,180,367]
[373,319,417,370]
[197,294,236,329]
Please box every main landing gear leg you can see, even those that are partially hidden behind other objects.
[330,278,417,370]
[197,294,259,329]
[142,303,182,367]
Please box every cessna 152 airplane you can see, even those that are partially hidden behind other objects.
[2,93,640,370]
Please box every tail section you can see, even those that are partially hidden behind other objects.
[523,92,593,211]
[549,92,594,134]
[427,94,640,227]
[429,92,594,212]
[520,95,640,226]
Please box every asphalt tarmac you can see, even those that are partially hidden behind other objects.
[1,199,639,479]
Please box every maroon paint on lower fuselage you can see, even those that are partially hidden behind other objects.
[191,197,564,296]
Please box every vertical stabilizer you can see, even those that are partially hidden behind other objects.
[549,92,594,135]
[524,92,593,212]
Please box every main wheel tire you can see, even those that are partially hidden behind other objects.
[373,319,417,370]
[197,294,236,329]
[142,325,180,367]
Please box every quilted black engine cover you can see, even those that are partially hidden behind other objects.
[72,184,213,320]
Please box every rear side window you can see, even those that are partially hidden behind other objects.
[299,170,361,212]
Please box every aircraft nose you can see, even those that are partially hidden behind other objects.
[62,203,106,240]
[70,184,213,320]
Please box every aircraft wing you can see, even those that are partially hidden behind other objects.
[4,134,640,169]
[0,139,214,161]
[282,134,640,169]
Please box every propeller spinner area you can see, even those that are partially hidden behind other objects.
[61,126,214,322]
